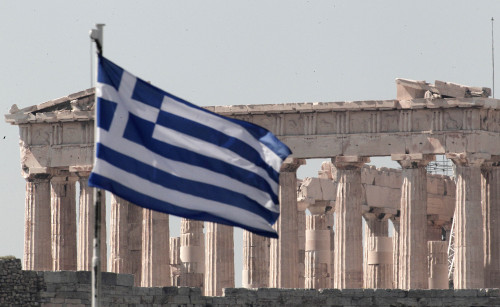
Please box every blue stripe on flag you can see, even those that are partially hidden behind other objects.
[95,143,279,223]
[155,110,280,182]
[89,172,278,238]
[98,56,124,91]
[123,113,279,204]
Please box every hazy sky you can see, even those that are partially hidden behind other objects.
[1,1,498,286]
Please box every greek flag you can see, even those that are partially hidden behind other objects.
[88,55,291,238]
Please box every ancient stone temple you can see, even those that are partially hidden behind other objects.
[5,78,500,293]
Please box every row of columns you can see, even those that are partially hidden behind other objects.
[23,154,500,291]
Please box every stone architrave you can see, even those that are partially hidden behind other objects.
[170,237,181,286]
[77,174,106,271]
[128,203,144,286]
[179,218,204,290]
[392,154,434,289]
[109,195,130,274]
[242,230,269,289]
[428,241,448,289]
[205,222,234,296]
[269,158,305,288]
[332,156,369,289]
[141,209,170,287]
[363,216,391,288]
[447,152,489,289]
[23,174,52,271]
[50,175,77,271]
[482,157,500,288]
[391,218,400,289]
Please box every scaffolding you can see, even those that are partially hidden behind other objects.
[426,155,454,176]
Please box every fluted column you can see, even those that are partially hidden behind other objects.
[50,175,77,271]
[391,218,400,289]
[393,154,433,289]
[363,215,391,288]
[141,209,170,287]
[109,195,130,274]
[179,218,204,290]
[428,241,448,289]
[332,156,368,289]
[23,174,52,271]
[305,204,332,289]
[242,231,269,288]
[170,237,181,286]
[482,158,500,287]
[269,158,305,288]
[128,203,143,286]
[77,174,106,271]
[297,201,308,288]
[205,222,234,296]
[448,152,488,289]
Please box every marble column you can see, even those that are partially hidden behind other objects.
[363,215,391,288]
[482,158,500,288]
[448,152,488,289]
[269,158,305,288]
[23,174,52,271]
[109,195,130,274]
[391,218,400,289]
[332,156,368,289]
[305,201,332,289]
[205,222,234,296]
[428,241,448,289]
[170,237,181,286]
[297,201,308,288]
[77,174,106,271]
[128,203,144,286]
[242,231,269,288]
[179,218,204,290]
[393,154,433,289]
[141,209,170,287]
[50,175,77,271]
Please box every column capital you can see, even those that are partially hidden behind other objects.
[331,156,370,169]
[25,173,52,182]
[446,152,491,167]
[391,153,434,168]
[481,155,500,170]
[280,157,306,172]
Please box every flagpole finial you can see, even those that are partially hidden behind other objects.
[90,23,105,55]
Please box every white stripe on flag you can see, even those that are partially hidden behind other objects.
[93,158,276,233]
[98,128,278,212]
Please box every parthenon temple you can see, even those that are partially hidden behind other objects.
[5,78,500,295]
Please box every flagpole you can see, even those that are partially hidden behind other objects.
[89,23,105,307]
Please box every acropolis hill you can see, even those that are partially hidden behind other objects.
[2,78,500,306]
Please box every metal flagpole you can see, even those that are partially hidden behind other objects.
[89,23,105,307]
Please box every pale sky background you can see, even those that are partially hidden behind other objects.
[1,1,498,287]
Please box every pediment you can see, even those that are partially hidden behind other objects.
[5,88,95,124]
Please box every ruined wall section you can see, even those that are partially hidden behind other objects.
[2,258,500,306]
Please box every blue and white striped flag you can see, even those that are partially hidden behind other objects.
[89,56,291,238]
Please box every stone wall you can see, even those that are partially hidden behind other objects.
[2,258,500,306]
[0,257,42,306]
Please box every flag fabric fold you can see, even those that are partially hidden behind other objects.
[88,55,291,238]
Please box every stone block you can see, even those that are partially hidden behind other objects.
[454,289,479,297]
[75,271,91,284]
[101,272,117,285]
[115,273,134,286]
